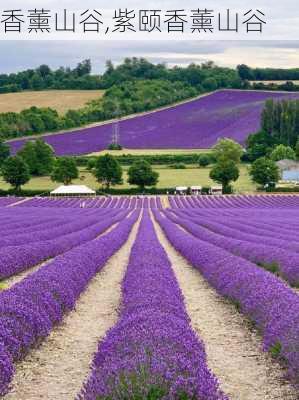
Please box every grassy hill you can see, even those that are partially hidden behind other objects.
[0,90,104,114]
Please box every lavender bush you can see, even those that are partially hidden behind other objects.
[153,209,299,385]
[79,210,227,400]
[0,209,128,279]
[166,210,299,286]
[0,211,139,395]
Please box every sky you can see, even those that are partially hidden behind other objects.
[0,0,298,74]
[0,40,299,74]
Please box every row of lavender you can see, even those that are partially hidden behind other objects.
[0,208,130,279]
[2,194,298,210]
[79,210,227,400]
[0,208,139,394]
[11,196,163,209]
[166,207,299,286]
[152,194,299,385]
[0,195,298,396]
[169,194,299,209]
[78,201,299,398]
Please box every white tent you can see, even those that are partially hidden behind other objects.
[50,185,96,196]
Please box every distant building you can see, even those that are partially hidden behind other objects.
[276,159,299,182]
[282,170,299,182]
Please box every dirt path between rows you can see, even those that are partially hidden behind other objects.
[4,216,140,400]
[4,258,52,289]
[152,213,298,400]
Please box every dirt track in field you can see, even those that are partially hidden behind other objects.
[151,213,298,400]
[4,216,140,400]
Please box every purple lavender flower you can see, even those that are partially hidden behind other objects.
[79,210,227,400]
[8,90,299,156]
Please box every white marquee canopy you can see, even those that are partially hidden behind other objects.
[50,185,96,196]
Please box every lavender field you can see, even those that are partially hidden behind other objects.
[0,194,298,399]
[8,90,299,156]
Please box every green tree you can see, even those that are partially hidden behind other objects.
[212,138,243,163]
[18,141,37,174]
[296,138,299,159]
[93,154,123,189]
[246,130,276,161]
[250,157,280,188]
[202,77,218,91]
[209,159,239,194]
[51,157,78,185]
[0,139,10,167]
[1,156,30,192]
[34,139,55,175]
[198,154,211,167]
[128,159,159,191]
[237,64,254,80]
[270,144,296,161]
[18,139,54,175]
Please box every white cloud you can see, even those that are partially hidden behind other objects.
[0,40,299,73]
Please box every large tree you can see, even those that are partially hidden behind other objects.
[237,64,254,80]
[51,157,79,185]
[1,156,30,192]
[246,130,277,161]
[209,159,239,194]
[18,141,38,174]
[0,139,10,167]
[93,154,123,189]
[249,157,280,188]
[212,138,243,163]
[18,139,55,175]
[128,159,159,191]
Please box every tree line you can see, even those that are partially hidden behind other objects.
[0,79,197,140]
[1,58,299,141]
[2,58,299,96]
[0,60,101,93]
[1,135,298,194]
[237,64,299,81]
[246,99,299,161]
[0,138,159,192]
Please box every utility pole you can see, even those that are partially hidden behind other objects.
[112,102,120,146]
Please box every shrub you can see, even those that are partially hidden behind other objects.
[169,163,186,169]
[107,143,123,150]
[198,154,211,167]
[127,160,159,190]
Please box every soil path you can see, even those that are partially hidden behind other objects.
[4,216,140,400]
[151,212,298,400]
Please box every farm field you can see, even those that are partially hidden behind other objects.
[250,80,299,85]
[0,164,256,192]
[89,148,212,156]
[0,90,104,114]
[8,89,299,156]
[0,194,298,399]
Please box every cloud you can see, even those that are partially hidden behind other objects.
[0,40,298,73]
